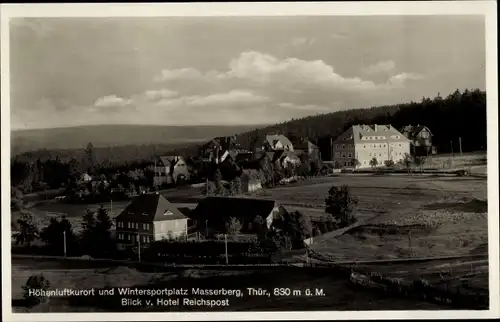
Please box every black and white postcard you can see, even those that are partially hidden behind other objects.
[1,2,498,321]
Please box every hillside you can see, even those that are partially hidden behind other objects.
[11,124,261,156]
[11,89,486,164]
[235,89,487,156]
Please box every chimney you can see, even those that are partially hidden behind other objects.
[374,124,378,132]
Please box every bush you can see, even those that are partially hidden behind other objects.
[22,274,50,307]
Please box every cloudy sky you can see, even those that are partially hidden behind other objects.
[10,15,485,130]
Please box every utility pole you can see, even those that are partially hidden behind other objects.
[154,158,157,189]
[224,233,228,265]
[330,137,333,161]
[459,137,463,156]
[63,231,67,257]
[137,233,141,262]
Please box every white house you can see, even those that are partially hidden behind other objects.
[332,124,411,168]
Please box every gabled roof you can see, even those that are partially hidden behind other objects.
[400,125,433,137]
[265,134,293,149]
[158,156,183,167]
[191,197,277,227]
[334,124,410,144]
[293,139,318,150]
[115,193,187,223]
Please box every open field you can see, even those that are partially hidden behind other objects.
[255,173,489,301]
[252,174,488,260]
[11,258,446,312]
[424,151,486,167]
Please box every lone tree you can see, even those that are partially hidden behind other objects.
[325,185,358,228]
[414,156,427,173]
[403,153,414,174]
[22,274,50,307]
[369,157,379,170]
[40,216,77,255]
[226,217,242,235]
[14,211,39,248]
[352,158,361,171]
[384,159,395,168]
[80,206,115,256]
[273,211,312,249]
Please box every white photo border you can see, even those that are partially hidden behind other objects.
[1,1,498,321]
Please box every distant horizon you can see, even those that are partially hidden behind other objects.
[10,123,271,132]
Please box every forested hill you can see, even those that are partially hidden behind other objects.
[12,88,486,164]
[235,88,487,154]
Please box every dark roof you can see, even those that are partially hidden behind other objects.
[400,125,433,137]
[115,193,187,223]
[191,197,277,225]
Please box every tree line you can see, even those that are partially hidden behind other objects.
[235,89,486,155]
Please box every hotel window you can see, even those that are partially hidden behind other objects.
[335,152,340,158]
[347,153,352,158]
[341,152,346,158]
[342,144,345,149]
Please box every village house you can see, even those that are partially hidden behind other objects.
[200,136,239,164]
[332,124,411,168]
[293,139,321,161]
[265,134,294,152]
[115,193,189,249]
[190,196,286,235]
[400,124,437,156]
[151,156,190,186]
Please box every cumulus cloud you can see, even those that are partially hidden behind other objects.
[78,51,424,125]
[142,89,178,101]
[362,60,396,75]
[93,95,132,108]
[388,72,424,86]
[154,68,205,82]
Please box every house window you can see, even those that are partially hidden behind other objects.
[341,152,346,158]
[336,144,339,149]
[164,210,174,216]
[347,153,352,158]
[127,222,131,229]
[143,223,147,230]
[127,234,130,241]
[334,152,340,158]
[342,144,345,149]
[399,144,402,147]
[379,153,382,157]
[363,145,366,148]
